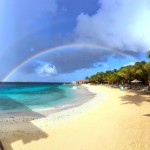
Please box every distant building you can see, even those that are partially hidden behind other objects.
[76,80,87,84]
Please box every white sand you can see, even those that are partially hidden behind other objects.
[1,85,150,150]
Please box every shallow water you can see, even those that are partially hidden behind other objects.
[0,82,94,113]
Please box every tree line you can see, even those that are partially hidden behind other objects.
[87,52,150,86]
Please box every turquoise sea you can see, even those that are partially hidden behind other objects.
[0,82,93,113]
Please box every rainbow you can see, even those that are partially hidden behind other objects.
[2,44,135,81]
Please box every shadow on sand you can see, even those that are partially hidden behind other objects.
[120,90,150,106]
[0,97,48,150]
[143,114,150,117]
[120,90,150,118]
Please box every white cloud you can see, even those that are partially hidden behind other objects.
[36,64,57,76]
[74,0,150,53]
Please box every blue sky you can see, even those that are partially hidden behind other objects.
[0,0,149,82]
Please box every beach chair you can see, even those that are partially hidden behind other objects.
[143,88,150,94]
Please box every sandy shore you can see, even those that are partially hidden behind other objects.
[1,85,150,150]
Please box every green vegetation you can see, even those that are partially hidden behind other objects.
[88,53,150,86]
[148,50,150,58]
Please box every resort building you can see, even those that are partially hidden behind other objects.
[76,80,87,84]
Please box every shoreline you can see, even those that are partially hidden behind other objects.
[0,85,107,138]
[0,85,94,118]
[32,84,107,124]
[1,84,150,150]
[0,84,119,119]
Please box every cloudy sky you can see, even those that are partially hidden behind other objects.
[0,0,149,82]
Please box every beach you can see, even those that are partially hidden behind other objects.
[1,84,150,150]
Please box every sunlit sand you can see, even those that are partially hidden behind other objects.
[1,85,150,150]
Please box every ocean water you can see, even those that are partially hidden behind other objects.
[0,82,93,113]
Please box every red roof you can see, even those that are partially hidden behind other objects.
[76,80,87,82]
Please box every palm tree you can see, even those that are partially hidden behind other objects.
[147,50,150,59]
[117,66,136,84]
[85,76,89,80]
[133,61,148,85]
[144,62,150,87]
[146,51,150,86]
[88,52,150,86]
